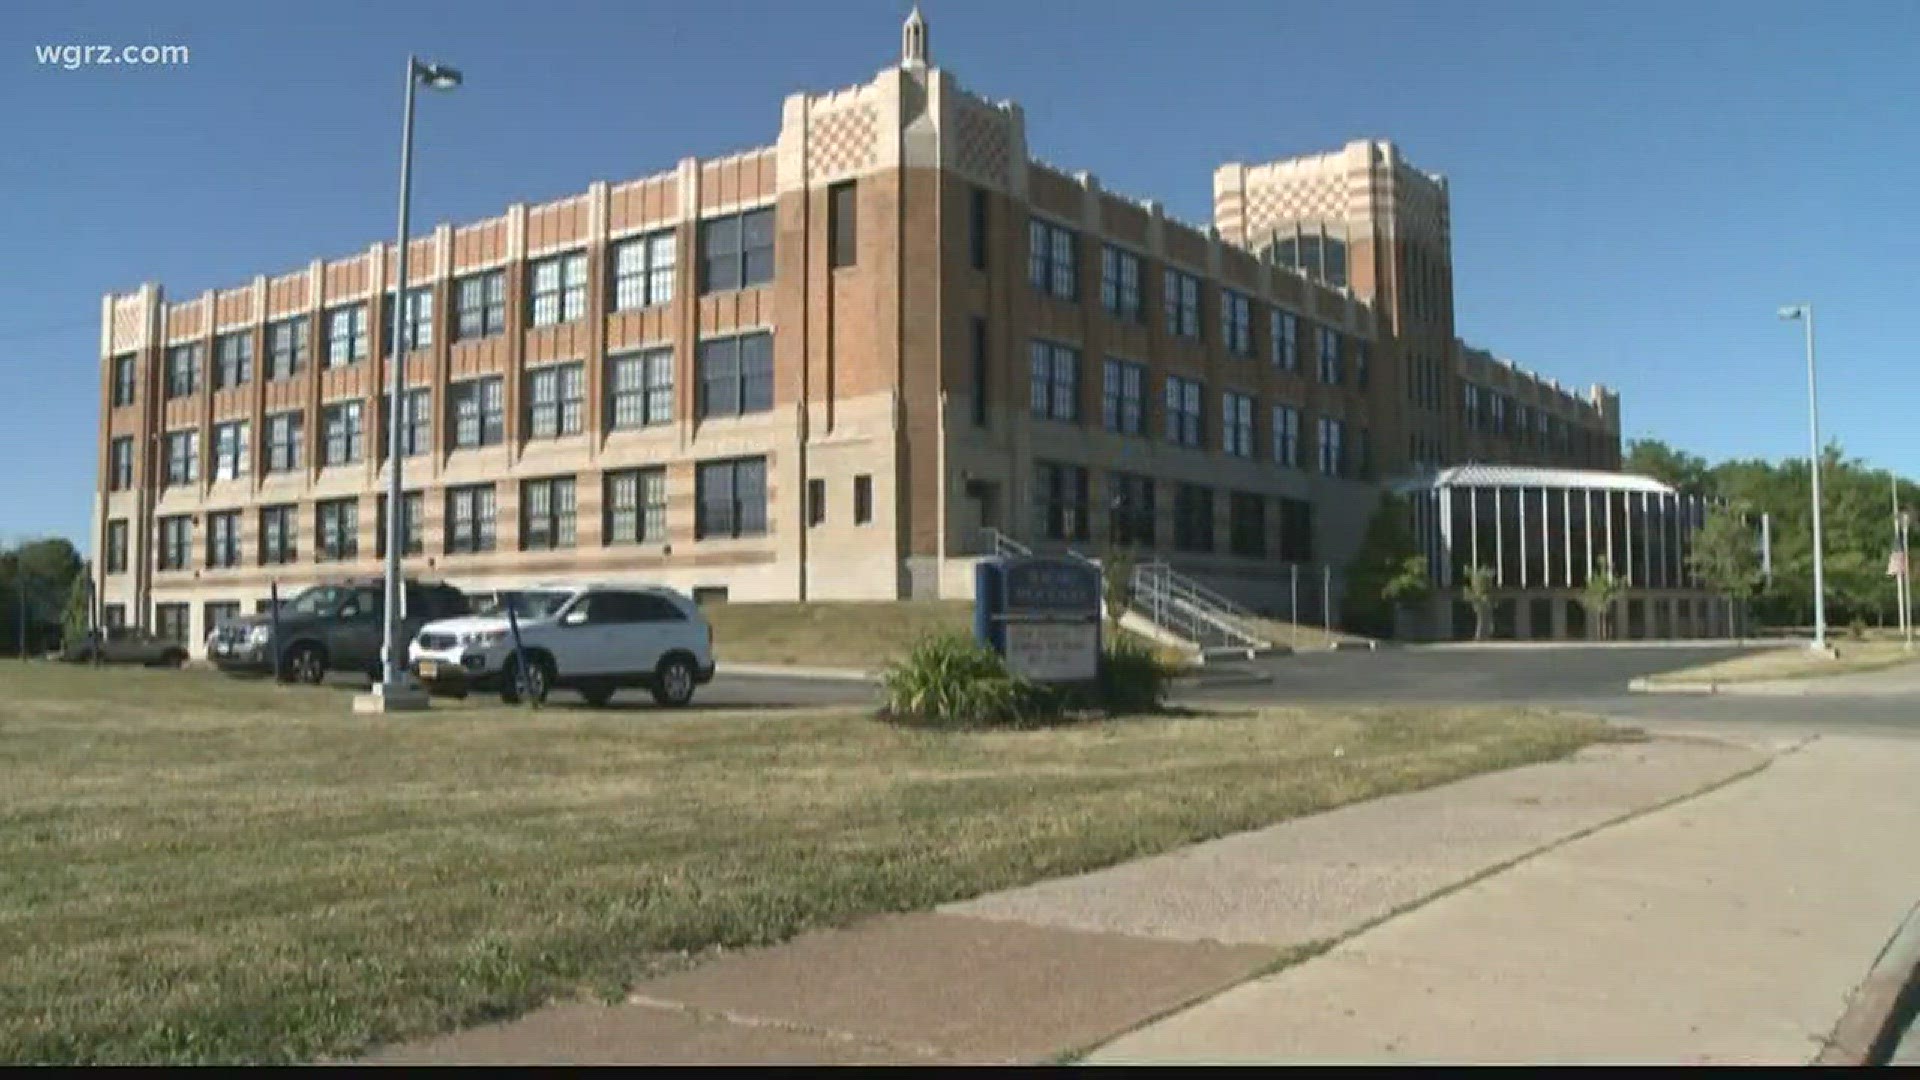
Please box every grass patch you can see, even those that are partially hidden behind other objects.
[1645,640,1920,684]
[702,600,1174,670]
[0,661,1608,1064]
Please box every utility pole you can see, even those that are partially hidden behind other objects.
[1896,476,1913,651]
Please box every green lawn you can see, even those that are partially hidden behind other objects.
[703,600,1178,669]
[1645,640,1920,684]
[0,661,1611,1064]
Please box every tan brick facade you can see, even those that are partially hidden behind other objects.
[91,12,1622,651]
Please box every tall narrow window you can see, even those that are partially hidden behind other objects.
[1102,358,1145,436]
[324,304,368,367]
[109,437,134,490]
[1316,325,1343,385]
[828,181,858,268]
[112,354,137,406]
[163,429,199,486]
[1222,391,1254,457]
[211,420,251,480]
[321,400,364,466]
[1271,309,1299,372]
[807,478,827,527]
[1163,269,1200,339]
[259,505,297,565]
[699,206,774,294]
[1272,404,1302,468]
[316,498,359,561]
[970,316,989,428]
[388,285,434,351]
[853,474,873,525]
[453,269,507,340]
[1317,417,1346,477]
[449,376,504,448]
[165,344,199,398]
[1028,219,1077,301]
[525,362,585,439]
[1107,472,1156,547]
[105,520,129,573]
[157,515,192,570]
[445,484,498,553]
[213,331,253,388]
[265,411,303,473]
[376,491,425,557]
[612,230,676,311]
[1028,340,1079,422]
[969,186,989,270]
[605,468,667,544]
[1032,462,1090,542]
[266,317,309,380]
[206,511,242,568]
[1221,290,1253,357]
[696,331,773,418]
[1100,246,1142,322]
[1164,376,1203,448]
[382,387,431,457]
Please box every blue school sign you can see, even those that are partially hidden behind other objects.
[974,556,1103,682]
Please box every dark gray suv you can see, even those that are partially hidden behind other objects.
[209,578,470,683]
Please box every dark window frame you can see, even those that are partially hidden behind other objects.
[520,475,578,551]
[695,456,769,540]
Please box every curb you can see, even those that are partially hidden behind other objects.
[718,663,877,683]
[1627,678,1720,695]
[1816,900,1920,1064]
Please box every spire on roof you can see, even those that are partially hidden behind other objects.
[902,5,929,68]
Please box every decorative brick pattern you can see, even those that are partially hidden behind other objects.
[808,104,877,182]
[954,101,1011,190]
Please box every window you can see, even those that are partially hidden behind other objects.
[1028,219,1077,301]
[696,331,775,418]
[1173,485,1214,553]
[112,354,136,406]
[266,317,309,380]
[969,186,989,270]
[204,602,241,636]
[259,504,297,565]
[695,456,769,539]
[1354,339,1371,389]
[1221,290,1253,357]
[1102,358,1145,435]
[969,316,989,428]
[1165,376,1203,448]
[206,511,241,568]
[375,492,425,558]
[324,304,368,367]
[528,250,588,327]
[157,515,191,571]
[608,348,673,430]
[828,181,858,268]
[1278,496,1315,561]
[1317,326,1343,385]
[521,476,578,551]
[163,429,199,487]
[265,411,303,473]
[1028,340,1080,422]
[699,206,775,293]
[211,420,250,480]
[1490,393,1508,435]
[612,230,676,311]
[105,520,128,573]
[154,603,190,644]
[103,603,127,628]
[453,269,507,340]
[213,331,252,389]
[445,484,497,553]
[165,344,199,398]
[606,468,668,545]
[1267,230,1348,289]
[1032,461,1090,542]
[1222,391,1255,457]
[1164,269,1200,339]
[381,387,431,457]
[1272,404,1302,468]
[316,498,359,561]
[321,400,364,466]
[1271,309,1299,371]
[1101,246,1142,322]
[1463,383,1483,431]
[806,478,827,527]
[109,437,133,491]
[1317,416,1346,477]
[525,362,585,439]
[387,285,434,351]
[1108,471,1156,547]
[449,376,505,448]
[854,474,873,525]
[1229,493,1267,558]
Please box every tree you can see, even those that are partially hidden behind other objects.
[62,570,93,651]
[1624,439,1714,496]
[1581,556,1625,640]
[1688,503,1762,637]
[1,537,84,657]
[1463,565,1496,641]
[1344,494,1424,636]
[1101,545,1137,638]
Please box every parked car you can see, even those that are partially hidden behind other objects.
[208,578,471,683]
[61,625,189,667]
[408,583,715,706]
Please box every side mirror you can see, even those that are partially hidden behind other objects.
[562,609,588,627]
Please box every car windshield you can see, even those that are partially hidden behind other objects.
[282,585,377,619]
[474,590,574,620]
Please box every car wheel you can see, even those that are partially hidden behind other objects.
[651,654,697,708]
[579,685,616,708]
[501,654,552,706]
[283,644,326,685]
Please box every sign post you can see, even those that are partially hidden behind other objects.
[975,556,1102,684]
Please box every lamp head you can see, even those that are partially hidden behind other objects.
[414,61,462,90]
[1777,304,1806,321]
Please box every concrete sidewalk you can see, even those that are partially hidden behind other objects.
[1091,733,1920,1064]
[1633,660,1920,698]
[369,731,1776,1064]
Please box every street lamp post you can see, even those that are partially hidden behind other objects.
[1896,476,1913,651]
[370,56,461,709]
[1776,304,1828,651]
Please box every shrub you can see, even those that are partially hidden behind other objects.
[879,632,1174,729]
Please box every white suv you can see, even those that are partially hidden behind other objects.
[408,584,715,707]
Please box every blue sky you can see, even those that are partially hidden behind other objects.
[4,0,1915,551]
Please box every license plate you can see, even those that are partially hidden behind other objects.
[418,660,440,679]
